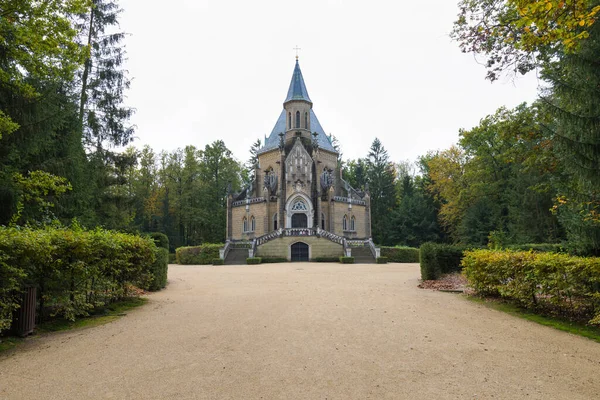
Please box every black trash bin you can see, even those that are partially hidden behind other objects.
[11,286,37,337]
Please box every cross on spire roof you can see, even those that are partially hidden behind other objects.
[293,45,301,60]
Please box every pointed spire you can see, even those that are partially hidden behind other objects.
[284,60,312,104]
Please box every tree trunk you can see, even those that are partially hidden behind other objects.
[78,5,95,128]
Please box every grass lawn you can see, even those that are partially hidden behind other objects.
[0,297,147,354]
[466,296,600,343]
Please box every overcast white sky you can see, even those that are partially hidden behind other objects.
[119,0,541,165]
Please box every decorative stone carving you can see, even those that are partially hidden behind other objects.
[285,138,312,190]
[320,168,334,191]
[294,180,305,192]
[291,198,308,211]
[263,170,278,195]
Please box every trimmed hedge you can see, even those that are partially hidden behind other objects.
[147,248,168,291]
[420,243,466,280]
[0,226,157,332]
[380,246,420,263]
[148,232,169,250]
[0,252,25,333]
[212,258,224,265]
[340,256,355,264]
[261,257,288,263]
[462,250,600,325]
[506,243,566,253]
[247,257,262,264]
[313,257,340,262]
[376,257,388,264]
[176,244,223,265]
[168,253,177,264]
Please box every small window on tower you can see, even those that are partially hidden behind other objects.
[250,216,256,232]
[351,216,356,231]
[295,111,300,128]
[343,215,348,231]
[305,112,308,129]
[243,217,248,232]
[288,112,291,129]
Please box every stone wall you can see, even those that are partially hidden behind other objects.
[231,201,269,240]
[256,236,343,260]
[330,201,368,238]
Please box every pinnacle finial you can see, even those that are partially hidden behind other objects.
[293,45,301,60]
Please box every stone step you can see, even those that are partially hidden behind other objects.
[351,247,375,264]
[224,249,249,265]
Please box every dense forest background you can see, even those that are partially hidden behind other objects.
[1,0,598,255]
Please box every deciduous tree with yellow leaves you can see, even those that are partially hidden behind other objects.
[452,0,600,80]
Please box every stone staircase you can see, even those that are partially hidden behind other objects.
[351,246,376,264]
[224,248,248,265]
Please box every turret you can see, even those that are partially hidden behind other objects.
[283,59,313,143]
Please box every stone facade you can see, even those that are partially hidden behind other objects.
[225,59,373,260]
[256,236,343,259]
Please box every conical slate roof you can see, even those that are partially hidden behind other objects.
[258,60,336,155]
[259,109,336,154]
[284,60,312,103]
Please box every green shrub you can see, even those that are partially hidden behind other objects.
[246,257,262,264]
[148,232,169,250]
[376,257,388,264]
[506,243,566,253]
[0,226,157,332]
[420,243,466,280]
[212,258,224,265]
[0,251,26,333]
[147,248,168,291]
[380,246,420,263]
[176,244,223,265]
[168,253,177,264]
[340,256,355,264]
[312,257,340,262]
[261,257,287,263]
[462,250,600,325]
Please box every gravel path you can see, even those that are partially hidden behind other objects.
[1,263,600,399]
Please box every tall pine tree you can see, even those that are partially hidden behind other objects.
[366,138,396,245]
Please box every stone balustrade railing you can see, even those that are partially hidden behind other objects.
[346,239,368,247]
[219,241,231,260]
[283,228,314,237]
[232,197,266,207]
[315,227,344,245]
[368,238,380,258]
[255,229,283,246]
[332,196,366,206]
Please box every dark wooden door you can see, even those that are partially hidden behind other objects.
[291,213,308,228]
[291,242,309,261]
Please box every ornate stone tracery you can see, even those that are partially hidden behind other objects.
[263,168,278,195]
[320,168,334,191]
[291,198,308,211]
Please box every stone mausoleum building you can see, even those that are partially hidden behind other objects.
[222,59,379,263]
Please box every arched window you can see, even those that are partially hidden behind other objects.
[250,216,256,232]
[273,213,278,230]
[295,111,300,128]
[350,216,356,231]
[288,112,291,129]
[305,112,308,129]
[321,213,325,230]
[343,215,348,231]
[243,217,248,232]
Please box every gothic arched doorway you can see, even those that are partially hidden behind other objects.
[286,195,313,229]
[291,242,309,261]
[291,213,308,228]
